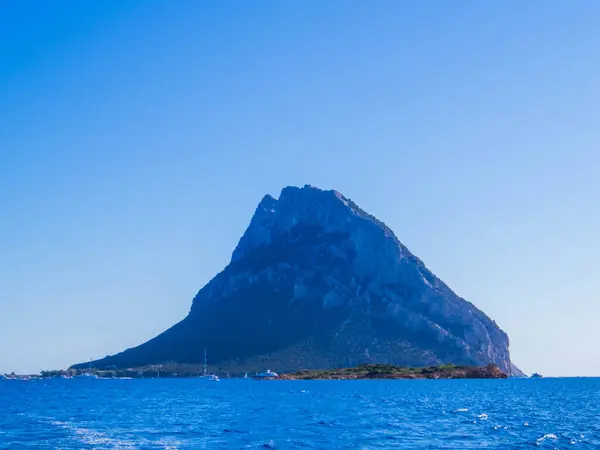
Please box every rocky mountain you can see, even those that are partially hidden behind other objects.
[74,185,515,375]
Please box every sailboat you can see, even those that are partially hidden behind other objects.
[200,348,219,382]
[75,358,98,379]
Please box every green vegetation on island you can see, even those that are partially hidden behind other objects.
[277,363,508,380]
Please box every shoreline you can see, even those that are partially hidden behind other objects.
[20,363,509,380]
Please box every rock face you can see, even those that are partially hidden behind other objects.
[75,185,514,374]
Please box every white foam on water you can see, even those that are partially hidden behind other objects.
[49,419,137,448]
[537,433,558,443]
[154,438,182,450]
[31,414,138,448]
[20,412,184,449]
[455,408,468,412]
[478,413,488,420]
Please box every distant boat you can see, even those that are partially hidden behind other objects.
[200,348,220,382]
[75,358,98,379]
[75,373,98,379]
[243,372,249,379]
[530,372,543,378]
[252,369,279,380]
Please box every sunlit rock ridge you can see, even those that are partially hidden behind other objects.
[75,185,513,374]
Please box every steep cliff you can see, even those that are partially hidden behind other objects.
[74,185,513,374]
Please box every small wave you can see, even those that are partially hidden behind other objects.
[453,408,469,413]
[153,438,184,450]
[478,413,488,421]
[537,433,558,443]
[315,420,337,427]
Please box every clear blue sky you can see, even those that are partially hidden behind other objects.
[1,1,599,376]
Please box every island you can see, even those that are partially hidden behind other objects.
[276,364,508,380]
[72,185,518,376]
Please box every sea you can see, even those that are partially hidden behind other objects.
[0,377,598,449]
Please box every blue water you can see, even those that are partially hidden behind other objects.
[1,378,599,449]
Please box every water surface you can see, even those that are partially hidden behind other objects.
[1,377,598,448]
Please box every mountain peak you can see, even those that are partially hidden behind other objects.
[232,185,361,263]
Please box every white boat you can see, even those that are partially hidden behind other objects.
[75,359,99,379]
[252,369,279,380]
[75,373,98,379]
[200,348,220,382]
